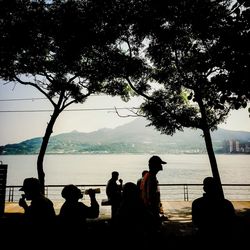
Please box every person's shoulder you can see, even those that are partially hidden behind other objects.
[192,196,204,206]
[41,195,54,206]
[107,179,112,184]
[223,198,235,209]
[78,202,88,209]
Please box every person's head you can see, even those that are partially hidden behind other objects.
[111,171,119,180]
[142,170,148,177]
[19,177,41,200]
[122,182,139,202]
[148,155,167,173]
[61,184,83,201]
[203,177,218,196]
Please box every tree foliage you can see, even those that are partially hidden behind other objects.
[0,0,135,190]
[1,0,249,195]
[105,0,250,198]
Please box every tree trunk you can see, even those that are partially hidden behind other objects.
[202,125,224,199]
[37,109,60,194]
[198,99,225,199]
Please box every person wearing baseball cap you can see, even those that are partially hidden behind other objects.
[148,155,167,171]
[141,155,167,228]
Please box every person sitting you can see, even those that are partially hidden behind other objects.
[19,177,56,246]
[192,177,236,245]
[59,184,99,225]
[19,177,56,224]
[58,184,100,247]
[112,182,157,248]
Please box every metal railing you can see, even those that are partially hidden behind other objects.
[5,183,250,203]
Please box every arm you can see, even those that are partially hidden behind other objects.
[19,194,29,213]
[86,189,99,218]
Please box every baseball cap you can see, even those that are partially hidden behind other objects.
[19,177,41,191]
[149,155,167,165]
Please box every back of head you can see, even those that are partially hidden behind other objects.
[203,177,218,196]
[111,171,119,179]
[142,170,148,177]
[61,184,83,200]
[122,182,139,200]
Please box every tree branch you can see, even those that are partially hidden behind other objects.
[114,106,144,118]
[13,76,56,108]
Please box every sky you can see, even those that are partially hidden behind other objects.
[0,81,250,145]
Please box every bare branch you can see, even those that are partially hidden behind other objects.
[114,106,144,118]
[13,76,56,107]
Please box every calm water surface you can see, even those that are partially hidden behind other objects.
[1,154,249,186]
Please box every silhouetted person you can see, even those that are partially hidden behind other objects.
[58,184,100,248]
[192,177,236,246]
[112,182,158,249]
[106,171,123,219]
[137,170,149,191]
[19,177,56,224]
[59,184,99,225]
[141,155,167,228]
[19,177,56,246]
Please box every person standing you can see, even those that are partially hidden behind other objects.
[106,171,123,219]
[137,170,149,190]
[141,155,167,227]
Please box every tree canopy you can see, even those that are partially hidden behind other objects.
[103,0,250,198]
[0,0,135,190]
[0,0,249,195]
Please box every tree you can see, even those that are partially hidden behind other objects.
[218,0,250,109]
[0,0,131,191]
[107,0,250,198]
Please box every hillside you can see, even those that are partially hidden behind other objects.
[1,118,250,154]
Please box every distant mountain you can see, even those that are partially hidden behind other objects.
[1,118,250,154]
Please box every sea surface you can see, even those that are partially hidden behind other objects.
[1,154,250,201]
[1,154,249,186]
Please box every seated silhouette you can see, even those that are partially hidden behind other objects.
[19,177,56,224]
[112,182,158,248]
[59,184,99,225]
[192,177,236,245]
[57,184,100,247]
[18,177,56,247]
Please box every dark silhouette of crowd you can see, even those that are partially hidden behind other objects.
[2,156,248,249]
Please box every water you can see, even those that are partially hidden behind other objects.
[1,154,249,186]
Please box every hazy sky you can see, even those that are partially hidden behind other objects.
[0,81,250,145]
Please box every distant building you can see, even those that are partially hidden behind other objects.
[229,140,239,153]
[223,140,250,153]
[243,142,250,153]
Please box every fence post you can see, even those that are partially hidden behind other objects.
[0,162,8,217]
[183,184,189,201]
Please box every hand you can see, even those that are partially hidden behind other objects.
[87,188,96,198]
[19,195,27,209]
[119,179,123,184]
